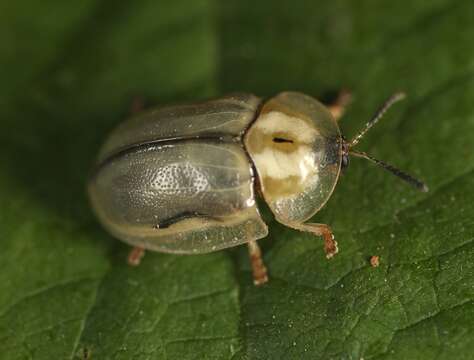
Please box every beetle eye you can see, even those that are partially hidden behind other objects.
[272,137,294,144]
[341,154,349,172]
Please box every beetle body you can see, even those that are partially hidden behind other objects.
[89,92,340,253]
[89,91,426,284]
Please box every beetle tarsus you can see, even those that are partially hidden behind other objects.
[128,246,145,266]
[281,221,338,259]
[248,240,268,286]
[327,89,352,121]
[323,231,338,259]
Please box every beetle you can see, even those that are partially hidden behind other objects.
[88,91,427,285]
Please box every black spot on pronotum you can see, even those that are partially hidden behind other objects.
[272,137,294,144]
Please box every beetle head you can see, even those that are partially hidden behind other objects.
[340,137,350,172]
[343,92,428,192]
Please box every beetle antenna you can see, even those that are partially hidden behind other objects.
[349,150,429,192]
[349,92,406,148]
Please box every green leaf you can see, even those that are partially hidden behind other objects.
[1,1,473,359]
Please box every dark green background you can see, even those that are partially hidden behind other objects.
[0,1,473,359]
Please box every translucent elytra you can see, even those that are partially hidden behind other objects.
[88,94,269,253]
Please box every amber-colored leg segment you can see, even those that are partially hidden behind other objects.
[247,240,268,286]
[128,246,145,266]
[285,222,338,259]
[130,97,145,115]
[327,89,352,121]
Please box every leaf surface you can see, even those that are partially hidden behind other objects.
[0,1,473,359]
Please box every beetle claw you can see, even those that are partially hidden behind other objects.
[253,274,269,286]
[325,239,339,259]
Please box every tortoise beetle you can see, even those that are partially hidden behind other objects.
[88,91,427,285]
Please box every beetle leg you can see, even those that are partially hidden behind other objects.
[247,240,268,286]
[285,222,338,259]
[130,97,145,115]
[327,89,352,121]
[127,246,145,266]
